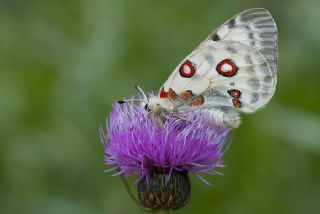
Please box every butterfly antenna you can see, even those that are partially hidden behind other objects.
[134,85,148,103]
[117,98,143,104]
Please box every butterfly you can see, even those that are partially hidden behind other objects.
[131,8,277,128]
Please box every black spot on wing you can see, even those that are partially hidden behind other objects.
[226,46,238,54]
[211,33,220,41]
[228,18,236,28]
[204,53,215,64]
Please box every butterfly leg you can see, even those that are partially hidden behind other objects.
[174,114,191,123]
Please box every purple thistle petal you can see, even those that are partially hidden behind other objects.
[100,100,231,184]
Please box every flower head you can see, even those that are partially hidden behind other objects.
[99,100,230,210]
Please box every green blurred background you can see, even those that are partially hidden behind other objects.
[1,0,320,213]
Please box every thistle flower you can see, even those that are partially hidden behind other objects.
[99,101,230,211]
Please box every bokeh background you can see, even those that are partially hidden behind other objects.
[1,0,320,213]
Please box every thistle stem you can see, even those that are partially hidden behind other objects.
[119,174,153,213]
[119,174,140,205]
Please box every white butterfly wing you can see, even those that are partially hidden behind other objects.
[157,8,277,127]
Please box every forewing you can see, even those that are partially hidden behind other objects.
[201,8,278,75]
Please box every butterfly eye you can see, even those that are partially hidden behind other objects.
[144,104,151,112]
[179,60,196,78]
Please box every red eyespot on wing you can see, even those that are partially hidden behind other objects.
[179,90,193,100]
[216,59,238,77]
[227,89,241,98]
[192,96,205,106]
[232,98,241,108]
[179,60,196,78]
[159,88,168,98]
[168,88,177,100]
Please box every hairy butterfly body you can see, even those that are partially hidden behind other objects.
[147,8,277,128]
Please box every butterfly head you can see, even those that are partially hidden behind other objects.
[144,97,166,116]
